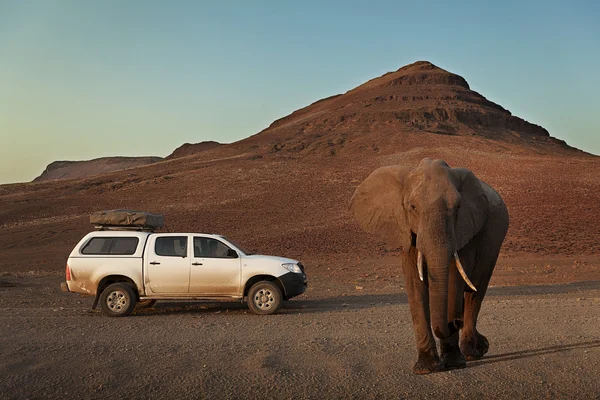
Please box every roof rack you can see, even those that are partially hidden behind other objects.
[94,225,156,232]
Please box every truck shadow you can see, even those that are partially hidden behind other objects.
[135,293,408,316]
[134,301,248,316]
[469,340,600,367]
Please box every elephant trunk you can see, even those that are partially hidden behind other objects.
[426,251,453,340]
[418,199,455,340]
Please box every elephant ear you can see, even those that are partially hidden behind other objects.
[453,168,489,250]
[350,166,412,251]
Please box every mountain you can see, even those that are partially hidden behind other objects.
[2,61,598,281]
[238,61,575,156]
[33,156,163,182]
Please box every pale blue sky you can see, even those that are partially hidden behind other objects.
[1,0,598,183]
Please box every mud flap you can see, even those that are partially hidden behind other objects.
[92,293,101,310]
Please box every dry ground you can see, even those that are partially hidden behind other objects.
[1,268,599,400]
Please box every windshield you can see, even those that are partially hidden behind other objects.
[220,236,254,255]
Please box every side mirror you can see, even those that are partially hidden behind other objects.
[227,249,238,258]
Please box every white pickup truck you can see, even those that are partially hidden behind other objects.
[61,230,307,316]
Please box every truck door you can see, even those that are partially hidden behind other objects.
[189,236,241,295]
[145,234,190,294]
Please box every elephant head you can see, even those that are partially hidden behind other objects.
[351,158,489,340]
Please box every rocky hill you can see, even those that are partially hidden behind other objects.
[33,156,163,182]
[238,61,575,156]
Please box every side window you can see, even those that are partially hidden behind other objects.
[81,238,112,255]
[194,237,237,258]
[81,237,139,255]
[110,238,139,255]
[155,236,188,257]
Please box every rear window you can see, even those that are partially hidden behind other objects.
[81,237,139,255]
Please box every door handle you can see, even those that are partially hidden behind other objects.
[192,262,203,266]
[149,261,160,265]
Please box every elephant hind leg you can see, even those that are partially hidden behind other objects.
[460,251,497,360]
[461,290,490,361]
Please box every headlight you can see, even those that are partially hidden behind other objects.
[282,263,302,274]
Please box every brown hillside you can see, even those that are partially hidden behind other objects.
[1,61,598,285]
[33,156,163,182]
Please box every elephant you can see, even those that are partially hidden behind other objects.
[350,158,509,374]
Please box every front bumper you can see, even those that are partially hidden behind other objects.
[279,272,307,299]
[60,282,70,292]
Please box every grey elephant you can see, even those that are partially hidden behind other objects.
[351,158,509,374]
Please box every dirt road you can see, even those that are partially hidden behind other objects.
[1,273,599,400]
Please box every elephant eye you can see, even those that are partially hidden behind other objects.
[409,203,416,211]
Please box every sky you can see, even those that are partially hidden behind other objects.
[1,0,598,184]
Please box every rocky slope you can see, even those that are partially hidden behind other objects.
[33,156,163,182]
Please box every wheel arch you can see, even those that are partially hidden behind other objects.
[96,275,139,300]
[243,275,287,300]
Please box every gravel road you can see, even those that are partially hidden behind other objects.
[1,273,599,399]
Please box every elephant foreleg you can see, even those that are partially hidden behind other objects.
[440,258,466,369]
[401,248,441,374]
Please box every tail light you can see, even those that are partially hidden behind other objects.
[65,263,71,281]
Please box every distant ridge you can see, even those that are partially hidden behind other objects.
[167,141,222,159]
[33,156,163,182]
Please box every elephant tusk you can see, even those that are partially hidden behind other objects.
[417,250,424,281]
[454,252,477,291]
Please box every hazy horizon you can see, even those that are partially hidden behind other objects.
[1,1,599,184]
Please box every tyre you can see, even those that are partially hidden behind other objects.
[136,299,157,309]
[100,283,136,317]
[247,281,282,315]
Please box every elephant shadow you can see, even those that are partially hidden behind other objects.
[486,280,600,297]
[469,340,600,366]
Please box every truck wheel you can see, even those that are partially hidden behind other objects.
[100,283,136,317]
[247,281,282,315]
[136,299,157,309]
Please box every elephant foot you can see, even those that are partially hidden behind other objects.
[440,339,467,371]
[412,351,443,375]
[460,332,489,361]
